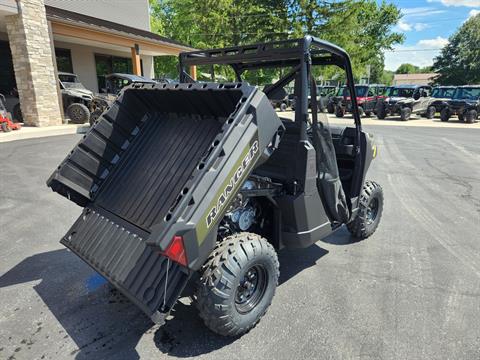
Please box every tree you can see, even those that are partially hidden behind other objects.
[432,13,480,85]
[149,0,404,83]
[395,63,420,74]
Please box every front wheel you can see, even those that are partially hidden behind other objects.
[440,108,450,122]
[195,232,279,337]
[400,107,411,121]
[327,102,335,114]
[357,106,365,117]
[426,106,436,119]
[376,103,387,119]
[335,106,345,118]
[67,103,90,124]
[464,110,477,124]
[347,181,384,240]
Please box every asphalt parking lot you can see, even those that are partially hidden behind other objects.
[1,119,479,359]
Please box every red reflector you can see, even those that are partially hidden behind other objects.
[163,235,187,267]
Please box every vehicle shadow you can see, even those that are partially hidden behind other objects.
[321,226,359,246]
[0,242,330,358]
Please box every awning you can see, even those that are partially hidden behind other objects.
[46,5,195,56]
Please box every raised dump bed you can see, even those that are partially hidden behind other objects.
[47,82,283,322]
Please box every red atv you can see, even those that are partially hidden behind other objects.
[0,94,21,132]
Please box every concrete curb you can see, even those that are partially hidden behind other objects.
[0,124,89,143]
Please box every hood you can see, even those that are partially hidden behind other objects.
[449,99,477,107]
[386,96,407,104]
[64,88,94,99]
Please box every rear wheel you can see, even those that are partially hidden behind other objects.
[426,106,436,119]
[347,181,384,240]
[335,106,345,118]
[400,107,411,121]
[195,232,279,337]
[67,103,90,124]
[440,108,450,122]
[465,110,477,124]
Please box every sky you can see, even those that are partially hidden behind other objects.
[383,0,480,71]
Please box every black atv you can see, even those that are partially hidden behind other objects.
[440,85,480,123]
[335,84,386,118]
[47,36,384,337]
[376,85,432,121]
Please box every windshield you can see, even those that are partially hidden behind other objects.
[388,87,415,98]
[452,87,480,100]
[431,87,455,98]
[355,86,368,97]
[336,86,346,96]
[62,82,86,90]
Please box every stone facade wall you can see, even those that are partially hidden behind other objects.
[6,0,62,126]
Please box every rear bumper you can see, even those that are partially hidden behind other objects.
[62,206,190,323]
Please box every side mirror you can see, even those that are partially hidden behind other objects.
[413,92,421,100]
[422,91,428,97]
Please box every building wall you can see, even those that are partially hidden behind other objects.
[5,0,62,126]
[54,40,154,93]
[45,0,150,31]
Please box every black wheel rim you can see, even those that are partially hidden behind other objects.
[366,198,379,225]
[235,264,268,314]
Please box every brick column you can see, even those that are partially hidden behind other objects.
[6,0,62,126]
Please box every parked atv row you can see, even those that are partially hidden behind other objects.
[332,84,479,124]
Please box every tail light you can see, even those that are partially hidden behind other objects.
[162,235,187,266]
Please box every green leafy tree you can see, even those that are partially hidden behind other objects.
[432,14,480,85]
[149,0,404,83]
[395,63,420,74]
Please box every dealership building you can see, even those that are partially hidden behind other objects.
[0,0,192,126]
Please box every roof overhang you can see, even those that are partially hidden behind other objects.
[46,6,195,56]
[0,0,18,31]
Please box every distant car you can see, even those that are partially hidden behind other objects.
[376,85,432,120]
[58,72,94,124]
[440,85,480,123]
[90,73,157,125]
[336,84,386,118]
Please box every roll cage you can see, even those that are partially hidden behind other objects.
[179,36,366,225]
[179,36,362,138]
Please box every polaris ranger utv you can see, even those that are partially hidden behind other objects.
[376,85,432,120]
[440,85,480,123]
[47,36,383,337]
